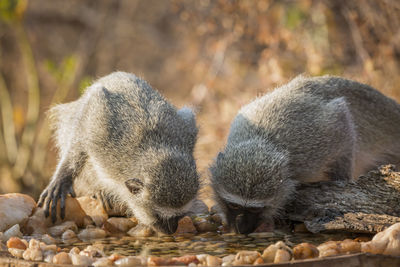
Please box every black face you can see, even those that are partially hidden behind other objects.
[225,202,264,234]
[152,214,183,234]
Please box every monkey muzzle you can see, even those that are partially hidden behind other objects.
[234,212,262,234]
[153,215,181,235]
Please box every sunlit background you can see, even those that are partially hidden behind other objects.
[0,0,399,199]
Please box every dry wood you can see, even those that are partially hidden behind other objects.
[286,165,400,233]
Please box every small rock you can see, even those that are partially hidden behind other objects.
[339,239,361,254]
[44,252,55,263]
[8,248,25,258]
[0,232,3,242]
[93,257,114,267]
[127,224,154,237]
[175,216,197,234]
[172,255,199,265]
[80,244,106,258]
[317,241,340,257]
[262,241,291,263]
[115,256,145,266]
[77,196,108,227]
[106,217,136,233]
[206,255,222,266]
[293,223,310,233]
[3,224,23,240]
[83,215,95,227]
[0,193,36,232]
[21,208,48,235]
[41,234,57,245]
[53,252,72,265]
[222,254,235,266]
[48,221,78,236]
[62,229,77,240]
[253,257,264,265]
[274,249,291,263]
[233,250,260,265]
[148,256,177,266]
[196,254,208,265]
[361,222,400,256]
[48,196,87,227]
[210,214,222,224]
[23,247,43,261]
[78,228,107,240]
[293,243,319,260]
[70,253,94,266]
[193,217,218,233]
[108,253,124,262]
[6,237,27,250]
[40,243,58,253]
[70,247,80,254]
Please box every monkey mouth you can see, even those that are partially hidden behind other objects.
[233,212,263,234]
[152,214,182,234]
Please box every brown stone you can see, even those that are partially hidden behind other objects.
[77,196,108,227]
[175,216,197,234]
[0,193,36,232]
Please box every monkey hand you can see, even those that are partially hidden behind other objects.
[37,176,76,224]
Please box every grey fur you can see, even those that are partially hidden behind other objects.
[211,75,400,231]
[39,72,199,231]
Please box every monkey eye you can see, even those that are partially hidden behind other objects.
[247,207,264,213]
[227,202,241,210]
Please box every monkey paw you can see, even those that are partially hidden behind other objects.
[37,177,76,224]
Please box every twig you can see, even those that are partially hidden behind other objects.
[0,71,18,164]
[12,22,40,178]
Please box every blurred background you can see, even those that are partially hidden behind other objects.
[0,0,399,199]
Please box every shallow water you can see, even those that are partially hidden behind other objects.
[55,231,372,257]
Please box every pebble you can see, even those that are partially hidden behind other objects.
[77,196,108,227]
[53,252,72,264]
[233,250,260,265]
[115,256,145,266]
[274,249,291,263]
[47,196,87,228]
[206,255,222,266]
[28,238,40,249]
[62,229,77,240]
[93,257,114,266]
[193,218,218,233]
[0,193,36,232]
[293,243,319,260]
[361,222,400,256]
[3,224,23,240]
[317,241,340,257]
[172,255,199,265]
[106,217,137,233]
[8,248,25,258]
[127,224,154,237]
[70,247,80,254]
[44,252,55,263]
[78,228,107,240]
[175,216,197,234]
[70,253,94,266]
[6,237,27,250]
[48,221,78,236]
[41,234,57,245]
[23,247,43,261]
[253,257,265,265]
[262,241,291,263]
[222,254,235,266]
[340,239,361,254]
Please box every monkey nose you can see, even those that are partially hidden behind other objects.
[235,213,258,234]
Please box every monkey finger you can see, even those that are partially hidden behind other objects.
[50,192,59,223]
[43,192,53,218]
[37,190,48,207]
[68,187,76,198]
[60,192,66,220]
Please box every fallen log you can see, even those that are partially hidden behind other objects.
[286,165,400,233]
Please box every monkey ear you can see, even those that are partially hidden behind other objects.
[125,178,144,194]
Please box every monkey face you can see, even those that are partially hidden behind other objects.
[224,202,264,234]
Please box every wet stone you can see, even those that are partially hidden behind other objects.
[6,237,27,250]
[78,228,107,240]
[48,221,78,237]
[52,252,72,265]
